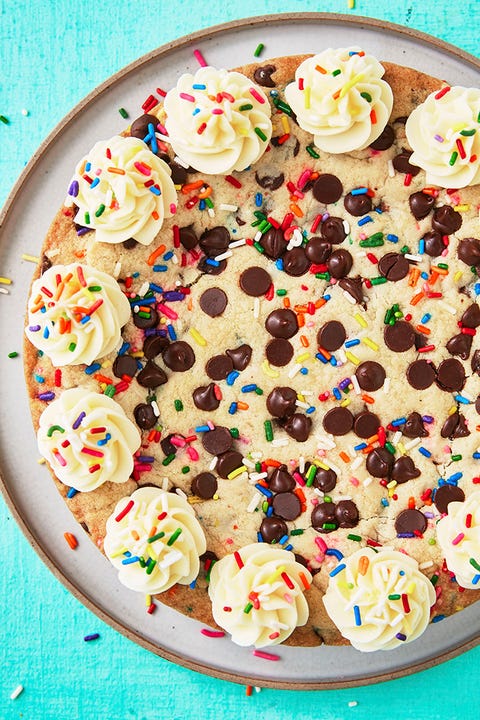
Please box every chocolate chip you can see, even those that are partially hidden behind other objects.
[391,456,421,483]
[199,226,230,257]
[205,354,234,380]
[282,247,311,276]
[476,395,480,413]
[130,113,158,139]
[192,383,220,411]
[436,358,465,392]
[320,217,347,244]
[133,307,159,330]
[446,332,472,360]
[239,266,272,296]
[225,344,252,370]
[269,465,295,493]
[403,412,428,438]
[253,64,277,87]
[265,338,294,366]
[272,492,302,520]
[355,361,386,391]
[122,238,137,249]
[201,426,233,455]
[369,124,395,150]
[143,334,170,359]
[366,447,395,477]
[335,500,359,528]
[260,517,288,544]
[395,508,427,534]
[440,411,470,439]
[136,360,168,388]
[378,252,410,281]
[199,287,228,317]
[282,413,312,442]
[432,205,462,235]
[317,320,346,351]
[327,249,353,278]
[266,386,297,418]
[461,303,480,328]
[344,192,373,216]
[133,403,157,430]
[423,231,445,257]
[434,484,465,514]
[312,174,343,204]
[472,350,480,375]
[161,434,180,456]
[162,341,195,372]
[40,254,52,274]
[259,227,288,258]
[354,411,381,439]
[338,276,365,304]
[414,331,429,350]
[313,467,337,493]
[191,472,217,499]
[265,308,298,338]
[197,257,227,275]
[112,354,138,378]
[304,237,332,263]
[392,150,420,175]
[409,191,435,220]
[458,238,480,267]
[170,163,188,185]
[406,359,436,390]
[384,321,415,352]
[255,171,284,190]
[322,407,354,436]
[311,503,337,533]
[215,450,244,478]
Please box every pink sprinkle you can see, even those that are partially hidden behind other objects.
[314,554,324,563]
[315,536,328,552]
[269,631,280,640]
[180,92,196,102]
[53,451,67,467]
[284,593,293,604]
[193,49,207,67]
[206,420,215,430]
[297,169,311,190]
[170,203,177,214]
[156,303,178,320]
[293,471,306,487]
[253,650,280,661]
[212,108,224,115]
[81,447,104,458]
[157,123,168,135]
[187,446,199,461]
[311,497,319,506]
[170,436,186,448]
[249,87,265,104]
[201,628,225,638]
[350,476,360,487]
[452,533,465,545]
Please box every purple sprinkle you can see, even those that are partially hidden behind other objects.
[137,455,155,463]
[422,415,434,423]
[397,532,415,538]
[68,180,79,197]
[28,325,41,332]
[424,512,435,518]
[72,411,86,430]
[338,377,351,391]
[84,633,100,642]
[395,632,407,641]
[38,391,55,401]
[321,212,330,221]
[77,227,93,236]
[434,134,444,143]
[162,291,185,302]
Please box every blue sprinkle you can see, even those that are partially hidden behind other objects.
[326,548,344,560]
[226,371,239,386]
[316,352,328,364]
[353,605,362,626]
[189,579,197,589]
[167,324,177,340]
[421,313,431,324]
[34,374,44,383]
[153,264,168,272]
[149,185,161,196]
[354,442,367,451]
[397,532,414,538]
[391,417,406,427]
[473,452,480,460]
[122,556,140,565]
[241,384,257,393]
[455,395,470,404]
[357,215,372,226]
[284,544,293,551]
[306,406,315,414]
[85,362,101,375]
[421,271,429,280]
[386,234,398,243]
[67,487,78,498]
[43,326,49,339]
[279,534,289,545]
[432,615,445,623]
[266,505,274,517]
[374,206,383,214]
[228,402,237,415]
[257,532,264,543]
[345,339,360,347]
[351,187,368,195]
[147,123,158,154]
[300,368,308,375]
[90,177,100,189]
[118,342,130,356]
[275,258,284,272]
[206,258,220,267]
[418,238,425,254]
[149,283,164,294]
[255,192,263,207]
[399,570,405,576]
[474,282,480,295]
[323,294,331,301]
[199,199,206,210]
[192,83,206,89]
[97,433,111,446]
[131,296,156,305]
[85,162,91,171]
[381,498,389,507]
[163,291,185,301]
[192,108,201,116]
[255,484,272,498]
[195,425,210,432]
[418,447,431,458]
[329,563,346,577]
[472,574,480,585]
[163,251,174,261]
[333,387,341,400]
[329,356,337,367]
[132,272,140,278]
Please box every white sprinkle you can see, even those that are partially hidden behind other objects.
[295,400,310,409]
[387,159,395,177]
[271,438,289,447]
[254,297,260,319]
[438,300,457,315]
[159,549,183,568]
[220,204,239,212]
[299,390,314,396]
[242,457,256,469]
[171,253,179,264]
[343,219,351,234]
[173,155,189,168]
[350,374,361,395]
[343,290,357,305]
[139,281,150,297]
[151,400,160,417]
[0,287,9,295]
[316,435,336,450]
[383,377,391,394]
[105,189,113,208]
[404,253,423,262]
[288,363,302,379]
[161,477,169,491]
[249,472,268,481]
[209,456,218,471]
[392,430,403,445]
[351,456,363,470]
[250,451,263,459]
[113,261,122,278]
[175,487,187,499]
[337,348,347,365]
[326,461,341,475]
[21,108,29,116]
[229,238,246,248]
[247,492,263,512]
[363,476,373,487]
[299,456,305,473]
[64,195,74,207]
[419,560,434,570]
[254,687,262,693]
[461,391,473,401]
[48,248,60,258]
[404,437,421,451]
[254,230,263,243]
[348,701,358,708]
[214,250,233,261]
[10,685,24,700]
[391,613,404,627]
[286,228,303,251]
[355,251,367,258]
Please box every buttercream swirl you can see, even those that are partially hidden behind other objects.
[208,543,312,647]
[405,86,480,188]
[436,491,480,589]
[323,548,435,652]
[37,388,141,491]
[284,48,393,153]
[163,67,272,174]
[26,263,131,367]
[104,487,206,594]
[66,135,177,245]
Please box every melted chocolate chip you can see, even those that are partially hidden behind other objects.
[323,407,354,436]
[311,503,337,533]
[253,64,277,87]
[369,124,395,150]
[255,170,285,190]
[40,254,52,274]
[133,403,157,430]
[305,237,332,263]
[122,238,137,249]
[440,411,470,439]
[335,500,359,528]
[161,433,180,456]
[265,308,298,338]
[192,383,220,411]
[266,387,297,418]
[265,338,294,366]
[225,344,252,370]
[403,412,428,438]
[446,332,472,360]
[414,331,429,350]
[269,465,296,493]
[133,307,159,330]
[436,358,465,392]
[205,354,234,380]
[423,230,445,257]
[112,354,138,378]
[317,320,346,351]
[354,411,381,439]
[215,450,244,479]
[239,266,272,296]
[313,467,337,493]
[472,350,480,375]
[201,426,233,455]
[282,247,311,276]
[434,484,465,514]
[136,360,167,388]
[282,413,312,442]
[272,492,302,520]
[461,303,480,328]
[191,472,217,499]
[312,174,343,204]
[162,341,195,372]
[259,227,288,258]
[392,150,420,175]
[409,191,435,220]
[170,163,188,185]
[378,252,410,281]
[395,508,427,534]
[260,517,288,543]
[366,447,395,478]
[406,359,436,390]
[338,276,365,304]
[432,205,462,235]
[327,249,353,279]
[391,456,421,483]
[199,287,228,317]
[344,192,373,216]
[199,226,230,257]
[384,321,415,352]
[320,217,348,244]
[130,113,158,139]
[143,334,170,359]
[197,257,227,275]
[458,238,480,267]
[355,361,386,391]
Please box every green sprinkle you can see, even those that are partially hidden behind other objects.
[290,528,304,536]
[385,442,396,455]
[272,97,292,115]
[139,557,146,568]
[322,523,337,530]
[229,428,239,439]
[332,69,341,76]
[205,196,214,209]
[87,285,102,292]
[147,532,165,544]
[306,465,317,487]
[460,128,476,136]
[428,538,436,545]
[95,204,106,217]
[347,534,362,541]
[0,115,9,124]
[254,43,264,57]
[431,574,439,586]
[254,387,263,396]
[253,241,265,254]
[359,232,384,247]
[104,384,116,398]
[262,500,269,513]
[253,210,266,220]
[264,419,273,442]
[251,219,262,227]
[400,245,410,254]
[84,212,90,224]
[437,263,448,270]
[323,495,332,503]
[68,342,77,352]
[360,92,372,102]
[257,219,269,233]
[370,276,387,286]
[255,461,262,473]
[276,289,287,296]
[239,103,254,111]
[174,399,184,412]
[316,272,331,280]
[394,310,403,318]
[388,594,401,600]
[146,559,157,575]
[167,528,182,546]
[244,602,253,614]
[469,558,480,571]
[46,425,65,437]
[118,107,129,118]
[137,311,151,319]
[8,351,18,358]
[306,144,320,159]
[449,150,458,166]
[451,454,462,461]
[181,466,190,474]
[162,453,175,466]
[254,127,267,142]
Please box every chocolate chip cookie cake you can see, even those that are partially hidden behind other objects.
[24,47,480,652]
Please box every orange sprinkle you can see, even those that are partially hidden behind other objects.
[181,180,204,194]
[315,64,327,74]
[361,394,375,405]
[410,291,424,306]
[151,210,159,221]
[358,555,369,575]
[317,347,331,361]
[64,532,78,550]
[366,433,379,444]
[54,281,65,301]
[198,184,212,199]
[246,686,253,697]
[289,203,304,218]
[299,571,311,590]
[265,458,281,467]
[147,244,167,266]
[297,313,305,328]
[431,265,448,276]
[283,297,291,309]
[148,526,157,538]
[94,373,112,384]
[187,297,193,311]
[332,89,341,100]
[315,298,327,309]
[148,429,157,442]
[339,451,351,463]
[370,108,377,124]
[107,167,126,175]
[131,530,140,541]
[294,304,308,312]
[294,487,306,503]
[237,401,249,411]
[408,497,416,509]
[416,324,431,335]
[408,267,421,287]
[73,249,86,259]
[300,335,309,347]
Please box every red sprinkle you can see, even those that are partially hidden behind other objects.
[435,86,451,100]
[402,594,411,613]
[225,175,242,188]
[115,500,134,522]
[234,551,244,569]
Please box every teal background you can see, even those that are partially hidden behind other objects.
[1,1,479,717]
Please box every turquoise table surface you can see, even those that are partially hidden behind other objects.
[1,1,480,718]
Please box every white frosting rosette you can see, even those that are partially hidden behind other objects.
[436,491,480,589]
[37,388,141,491]
[406,86,480,188]
[66,135,177,245]
[208,543,312,647]
[25,263,131,366]
[284,48,393,153]
[104,487,206,594]
[323,548,435,652]
[163,67,272,174]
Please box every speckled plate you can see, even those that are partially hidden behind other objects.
[1,13,479,689]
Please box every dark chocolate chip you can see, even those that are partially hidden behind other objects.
[282,247,311,276]
[269,465,296,493]
[40,254,52,274]
[369,124,395,150]
[327,249,353,278]
[170,163,188,185]
[461,303,480,328]
[130,113,158,139]
[378,252,410,281]
[205,354,234,380]
[322,406,354,436]
[313,467,337,493]
[112,354,138,378]
[225,344,252,370]
[133,403,157,430]
[265,308,298,338]
[476,395,480,413]
[406,359,436,390]
[317,320,346,351]
[392,150,420,176]
[304,237,332,263]
[458,238,480,267]
[366,447,395,478]
[260,517,288,544]
[192,383,220,411]
[239,266,272,296]
[133,307,159,330]
[143,334,170,359]
[391,456,421,483]
[272,492,302,521]
[423,231,445,257]
[395,508,427,534]
[403,412,428,438]
[472,350,480,375]
[253,64,277,87]
[161,434,180,456]
[409,191,435,220]
[162,341,195,372]
[259,227,288,258]
[384,321,415,352]
[282,413,312,442]
[265,338,294,366]
[215,450,244,478]
[353,411,381,439]
[201,426,233,455]
[320,217,347,244]
[440,411,470,439]
[344,192,373,216]
[414,331,429,350]
[255,171,284,190]
[311,503,337,533]
[435,358,465,392]
[335,500,359,528]
[434,484,465,514]
[199,226,230,257]
[312,174,343,204]
[136,360,168,388]
[446,332,472,360]
[432,205,462,235]
[191,472,217,499]
[122,238,137,249]
[355,361,386,391]
[338,275,365,304]
[199,287,228,317]
[266,386,297,418]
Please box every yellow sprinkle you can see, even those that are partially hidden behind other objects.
[397,442,406,456]
[266,565,285,584]
[189,327,207,346]
[101,360,112,368]
[159,317,167,324]
[452,122,467,132]
[386,480,397,489]
[354,313,367,328]
[454,270,463,282]
[262,359,279,378]
[347,0,355,8]
[130,351,144,358]
[314,460,330,471]
[213,493,219,501]
[345,351,360,365]
[0,276,12,285]
[145,594,152,607]
[110,547,129,559]
[406,581,416,594]
[296,352,310,363]
[340,398,351,407]
[297,393,305,403]
[453,204,470,212]
[37,457,46,464]
[227,466,247,480]
[448,405,457,415]
[304,86,311,109]
[281,115,290,135]
[362,337,379,351]
[339,72,364,98]
[22,253,40,263]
